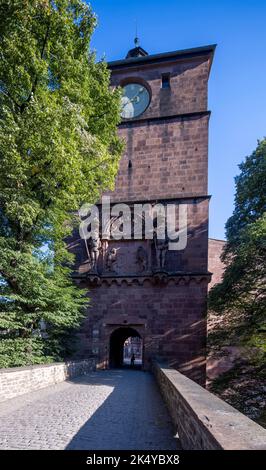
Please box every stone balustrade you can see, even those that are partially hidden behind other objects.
[153,361,266,450]
[0,359,95,403]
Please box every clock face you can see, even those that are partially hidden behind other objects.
[121,83,150,119]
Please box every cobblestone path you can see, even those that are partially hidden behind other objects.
[0,369,179,450]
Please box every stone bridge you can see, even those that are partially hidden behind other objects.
[0,361,265,450]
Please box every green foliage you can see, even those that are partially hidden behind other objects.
[0,338,54,368]
[209,139,266,354]
[226,139,266,247]
[209,139,266,313]
[0,1,123,367]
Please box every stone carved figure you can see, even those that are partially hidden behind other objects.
[154,233,168,270]
[87,235,101,272]
[136,246,148,273]
[101,239,109,261]
[106,247,118,272]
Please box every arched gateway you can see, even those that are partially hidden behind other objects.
[109,327,143,368]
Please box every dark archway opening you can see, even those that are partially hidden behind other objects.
[109,327,143,369]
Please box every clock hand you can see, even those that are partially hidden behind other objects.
[121,87,145,110]
[121,93,139,110]
[128,88,144,104]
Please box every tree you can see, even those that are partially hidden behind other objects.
[209,139,266,349]
[0,0,123,367]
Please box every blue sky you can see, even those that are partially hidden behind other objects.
[89,0,266,240]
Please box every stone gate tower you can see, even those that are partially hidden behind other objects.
[69,43,216,385]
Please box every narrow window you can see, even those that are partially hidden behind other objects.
[161,73,170,89]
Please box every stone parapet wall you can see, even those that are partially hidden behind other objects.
[208,238,226,290]
[0,359,95,403]
[153,361,266,450]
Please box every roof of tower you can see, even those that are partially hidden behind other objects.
[126,37,149,59]
[109,44,216,73]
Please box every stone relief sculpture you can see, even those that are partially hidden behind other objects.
[136,246,148,273]
[87,235,101,273]
[154,233,168,270]
[106,247,118,272]
[101,239,109,262]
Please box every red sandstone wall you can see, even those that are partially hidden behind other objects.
[110,57,210,119]
[76,279,208,385]
[107,56,210,203]
[105,115,209,202]
[69,49,215,386]
[208,238,226,289]
[68,198,209,276]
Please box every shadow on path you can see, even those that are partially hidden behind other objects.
[66,369,180,450]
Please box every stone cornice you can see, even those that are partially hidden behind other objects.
[95,194,211,206]
[118,110,211,127]
[75,272,212,287]
[108,44,216,72]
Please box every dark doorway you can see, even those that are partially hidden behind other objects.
[109,327,143,369]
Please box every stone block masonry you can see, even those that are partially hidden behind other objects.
[75,279,208,385]
[0,359,95,403]
[105,113,210,202]
[153,361,266,450]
